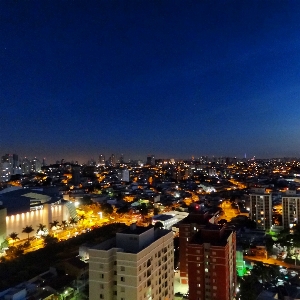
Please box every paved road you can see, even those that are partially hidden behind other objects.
[244,255,300,269]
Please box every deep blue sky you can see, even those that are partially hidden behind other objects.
[1,0,300,163]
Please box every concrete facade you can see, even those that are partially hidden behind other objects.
[250,193,272,230]
[89,226,174,300]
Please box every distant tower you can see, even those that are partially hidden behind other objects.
[99,154,105,166]
[72,166,81,186]
[146,155,155,166]
[111,154,116,166]
[119,154,124,164]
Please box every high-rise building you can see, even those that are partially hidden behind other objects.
[0,154,20,181]
[282,190,300,229]
[89,225,174,300]
[99,154,105,166]
[250,191,272,230]
[179,211,236,300]
[31,157,42,172]
[21,158,31,174]
[110,154,116,166]
[147,155,155,166]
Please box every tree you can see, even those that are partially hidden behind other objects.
[101,203,113,215]
[139,203,149,222]
[37,224,47,236]
[22,225,34,242]
[49,220,59,230]
[154,221,164,229]
[42,234,58,247]
[153,207,160,215]
[116,206,129,216]
[0,239,9,250]
[6,245,24,259]
[61,220,68,229]
[69,217,78,227]
[8,232,19,246]
[79,214,86,222]
[81,195,93,206]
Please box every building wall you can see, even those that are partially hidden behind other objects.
[187,232,236,300]
[179,222,207,284]
[5,203,70,240]
[0,207,7,243]
[89,231,174,300]
[282,196,300,229]
[250,194,272,230]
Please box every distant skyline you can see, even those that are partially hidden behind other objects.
[1,1,300,162]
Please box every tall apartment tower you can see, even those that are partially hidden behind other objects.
[282,190,300,229]
[179,211,236,300]
[250,191,272,230]
[89,225,174,300]
[99,154,105,166]
[146,155,155,166]
[110,154,116,166]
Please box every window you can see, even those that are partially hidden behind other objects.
[196,250,200,254]
[100,274,104,279]
[213,286,217,290]
[121,276,125,282]
[100,294,104,299]
[212,258,216,262]
[121,266,125,271]
[197,283,201,287]
[113,291,117,295]
[100,284,104,289]
[212,251,216,255]
[113,281,117,285]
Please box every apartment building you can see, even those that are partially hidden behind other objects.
[250,192,272,230]
[282,190,300,229]
[179,211,236,300]
[89,225,174,300]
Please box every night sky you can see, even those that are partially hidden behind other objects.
[1,0,300,163]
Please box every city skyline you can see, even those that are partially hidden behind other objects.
[1,1,300,161]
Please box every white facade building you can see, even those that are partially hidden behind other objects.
[89,225,174,300]
[282,191,300,229]
[250,193,272,230]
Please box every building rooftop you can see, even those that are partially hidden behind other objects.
[0,187,61,215]
[152,214,173,221]
[91,226,172,254]
[120,224,150,235]
[190,225,234,247]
